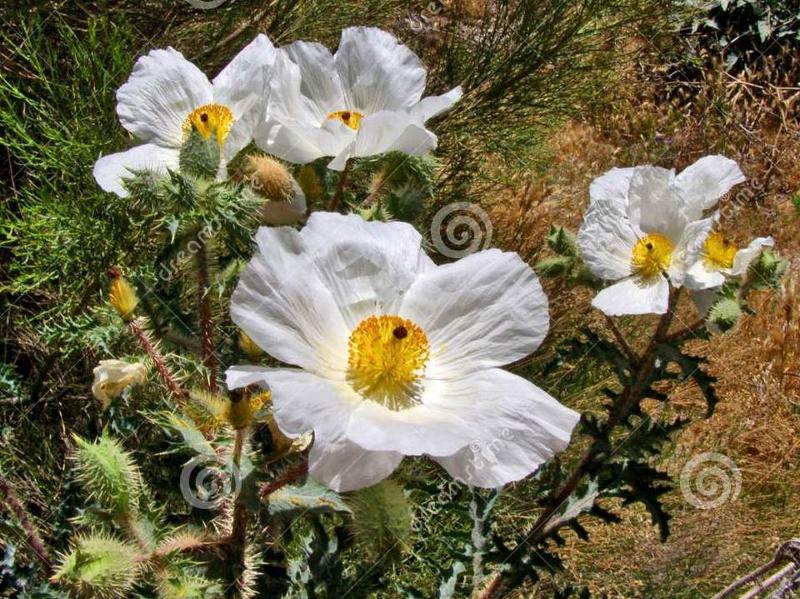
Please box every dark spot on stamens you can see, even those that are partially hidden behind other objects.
[722,238,731,246]
[341,111,351,121]
[393,326,408,340]
[200,113,209,123]
[645,242,654,250]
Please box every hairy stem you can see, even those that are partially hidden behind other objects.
[0,471,52,573]
[480,288,681,599]
[228,426,250,597]
[195,236,218,393]
[329,160,352,212]
[129,319,187,400]
[259,461,309,499]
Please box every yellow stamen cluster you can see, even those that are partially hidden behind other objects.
[347,315,429,411]
[631,233,674,280]
[326,110,364,130]
[183,103,234,146]
[702,231,737,270]
[109,276,139,322]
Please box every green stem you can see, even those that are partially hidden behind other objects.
[195,236,218,393]
[329,160,352,212]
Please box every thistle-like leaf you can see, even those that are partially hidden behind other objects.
[347,479,412,559]
[73,435,142,517]
[52,534,142,599]
[268,479,351,516]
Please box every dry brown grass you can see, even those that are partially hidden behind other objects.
[493,37,800,598]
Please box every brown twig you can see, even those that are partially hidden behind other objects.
[329,160,352,212]
[603,314,639,365]
[129,319,187,400]
[479,288,681,599]
[259,461,309,499]
[195,236,218,393]
[0,471,52,573]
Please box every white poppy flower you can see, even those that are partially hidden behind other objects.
[225,213,578,492]
[92,360,147,408]
[686,233,774,290]
[94,35,277,197]
[256,27,462,171]
[577,156,745,316]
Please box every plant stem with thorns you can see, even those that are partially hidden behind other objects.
[129,319,187,400]
[195,235,218,393]
[0,471,52,574]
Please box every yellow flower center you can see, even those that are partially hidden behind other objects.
[183,103,234,146]
[702,231,737,270]
[347,315,430,411]
[631,233,674,280]
[326,110,364,130]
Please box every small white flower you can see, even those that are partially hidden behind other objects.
[256,27,462,170]
[686,233,774,290]
[94,35,277,197]
[577,156,745,316]
[92,360,147,408]
[226,213,578,492]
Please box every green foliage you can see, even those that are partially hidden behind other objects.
[536,226,602,287]
[268,480,352,517]
[347,479,412,559]
[52,534,142,599]
[73,436,143,518]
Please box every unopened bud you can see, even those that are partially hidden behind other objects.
[108,271,138,322]
[547,225,578,257]
[179,127,221,179]
[247,154,293,201]
[708,297,742,332]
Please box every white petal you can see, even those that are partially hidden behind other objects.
[335,27,426,113]
[347,369,578,477]
[300,212,435,328]
[577,198,639,281]
[281,40,346,120]
[731,236,773,275]
[588,167,635,207]
[230,227,350,375]
[399,249,549,376]
[686,260,725,290]
[673,155,745,217]
[670,216,716,285]
[212,34,278,160]
[432,370,579,488]
[116,48,212,147]
[408,86,463,122]
[354,111,437,158]
[263,52,330,128]
[256,119,350,165]
[309,439,402,492]
[93,144,180,197]
[592,276,670,316]
[627,166,686,240]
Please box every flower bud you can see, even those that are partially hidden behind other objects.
[246,154,307,225]
[747,248,787,290]
[179,127,221,179]
[108,270,138,322]
[547,225,578,257]
[708,297,742,332]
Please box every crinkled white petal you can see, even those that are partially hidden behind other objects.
[300,212,435,328]
[281,40,346,121]
[354,110,437,159]
[116,47,212,147]
[627,166,685,240]
[731,236,773,276]
[334,27,426,113]
[577,199,639,281]
[670,216,716,285]
[686,261,726,290]
[347,368,578,463]
[264,51,326,126]
[308,439,403,492]
[408,86,463,122]
[399,249,549,377]
[592,276,670,316]
[229,227,350,375]
[432,369,579,488]
[212,34,277,161]
[673,155,745,218]
[93,143,180,197]
[588,167,635,207]
[257,119,352,165]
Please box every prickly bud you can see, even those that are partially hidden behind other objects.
[108,270,138,322]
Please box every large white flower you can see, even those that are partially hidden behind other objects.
[226,213,578,492]
[94,35,277,197]
[255,27,462,171]
[577,156,745,316]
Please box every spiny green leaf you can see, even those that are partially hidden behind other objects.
[73,435,142,517]
[267,479,351,516]
[52,534,142,599]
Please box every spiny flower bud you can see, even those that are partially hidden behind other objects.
[747,248,787,290]
[708,297,742,332]
[108,269,138,322]
[547,225,578,257]
[179,127,221,179]
[246,154,293,202]
[238,330,263,360]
